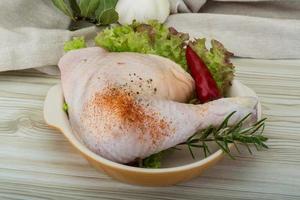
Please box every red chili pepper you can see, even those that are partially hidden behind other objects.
[186,45,221,103]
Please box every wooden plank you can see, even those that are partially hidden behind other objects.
[0,58,299,200]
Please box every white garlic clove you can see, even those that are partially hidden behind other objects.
[116,0,170,25]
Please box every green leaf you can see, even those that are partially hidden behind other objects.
[95,0,118,24]
[244,143,253,154]
[63,102,69,113]
[190,39,235,95]
[233,142,241,153]
[217,111,236,132]
[52,0,74,20]
[64,37,87,52]
[98,8,119,25]
[95,0,118,15]
[188,145,195,159]
[68,0,81,17]
[94,21,189,70]
[142,152,163,168]
[79,0,100,18]
[200,126,214,140]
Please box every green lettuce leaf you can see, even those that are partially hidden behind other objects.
[94,21,235,88]
[189,39,235,95]
[63,102,69,113]
[141,148,178,168]
[64,36,87,52]
[95,21,189,71]
[142,152,163,168]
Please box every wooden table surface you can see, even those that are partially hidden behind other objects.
[0,58,299,200]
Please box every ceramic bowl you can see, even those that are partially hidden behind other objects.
[44,80,261,186]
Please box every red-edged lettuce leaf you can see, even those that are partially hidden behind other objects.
[189,39,235,95]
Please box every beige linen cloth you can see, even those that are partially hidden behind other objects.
[0,0,300,74]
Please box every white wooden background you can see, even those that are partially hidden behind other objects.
[0,58,299,200]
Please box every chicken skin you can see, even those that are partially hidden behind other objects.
[59,47,257,163]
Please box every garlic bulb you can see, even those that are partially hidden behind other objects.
[116,0,170,25]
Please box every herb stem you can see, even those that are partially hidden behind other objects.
[180,112,268,159]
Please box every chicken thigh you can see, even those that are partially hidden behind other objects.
[59,47,258,163]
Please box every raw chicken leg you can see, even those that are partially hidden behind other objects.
[59,47,258,163]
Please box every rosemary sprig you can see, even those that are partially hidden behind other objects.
[179,111,268,159]
[140,112,268,168]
